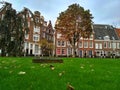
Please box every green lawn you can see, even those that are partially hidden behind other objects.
[0,57,120,90]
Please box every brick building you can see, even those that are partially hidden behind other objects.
[55,28,95,57]
[23,11,54,56]
[0,2,54,56]
[55,24,120,57]
[93,24,120,57]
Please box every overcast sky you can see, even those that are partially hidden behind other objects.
[1,0,120,27]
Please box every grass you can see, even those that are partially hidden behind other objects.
[0,57,120,90]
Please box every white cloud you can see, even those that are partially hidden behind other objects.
[1,0,120,27]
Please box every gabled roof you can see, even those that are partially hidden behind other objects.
[93,24,119,40]
[47,20,54,33]
[0,2,12,12]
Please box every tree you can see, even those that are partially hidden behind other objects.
[0,2,35,56]
[55,3,93,57]
[40,39,54,56]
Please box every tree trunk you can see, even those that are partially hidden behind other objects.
[72,46,76,57]
[72,39,76,57]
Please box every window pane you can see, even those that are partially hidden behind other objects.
[62,41,65,46]
[89,41,93,48]
[79,41,82,48]
[57,49,60,54]
[62,49,65,54]
[35,45,39,53]
[84,41,88,48]
[57,41,61,46]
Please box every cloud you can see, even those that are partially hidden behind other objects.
[90,0,120,26]
[2,0,120,27]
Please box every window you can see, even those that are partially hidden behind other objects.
[43,33,45,38]
[95,43,98,49]
[108,42,111,48]
[89,35,93,40]
[89,50,92,56]
[68,48,72,55]
[35,17,39,23]
[62,49,65,55]
[35,45,39,54]
[104,36,110,40]
[57,33,61,38]
[2,14,4,20]
[33,34,39,41]
[104,42,107,48]
[30,44,33,49]
[119,43,120,49]
[25,42,29,48]
[117,42,120,49]
[112,42,116,49]
[25,34,29,39]
[49,36,51,41]
[62,41,65,46]
[79,41,83,48]
[99,43,102,49]
[80,37,83,40]
[0,49,1,54]
[84,41,88,48]
[67,41,70,45]
[89,41,93,48]
[57,41,61,46]
[57,49,60,54]
[34,26,40,33]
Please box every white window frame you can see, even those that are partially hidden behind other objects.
[35,45,39,54]
[104,42,107,48]
[84,41,88,48]
[62,41,65,46]
[89,41,93,48]
[79,41,83,48]
[34,26,40,33]
[99,43,102,49]
[95,43,98,49]
[57,41,61,46]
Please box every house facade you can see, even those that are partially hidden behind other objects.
[93,24,120,57]
[23,11,54,56]
[55,30,95,57]
[55,24,120,57]
[0,2,54,56]
[77,33,95,57]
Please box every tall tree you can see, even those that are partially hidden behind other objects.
[55,3,93,57]
[0,2,35,56]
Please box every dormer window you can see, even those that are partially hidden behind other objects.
[105,26,108,29]
[104,36,110,40]
[98,36,102,40]
[112,36,115,40]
